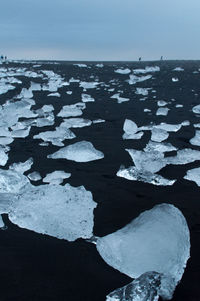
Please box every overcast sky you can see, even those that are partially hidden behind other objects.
[0,0,199,61]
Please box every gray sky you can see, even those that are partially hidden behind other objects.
[1,0,199,61]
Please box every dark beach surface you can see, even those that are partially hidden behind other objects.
[0,60,200,300]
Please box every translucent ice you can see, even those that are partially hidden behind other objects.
[151,128,169,142]
[173,67,184,71]
[135,88,149,96]
[106,272,161,301]
[128,74,152,85]
[192,104,200,114]
[43,170,71,185]
[27,171,42,182]
[48,141,104,162]
[57,103,86,118]
[123,119,144,140]
[97,203,190,300]
[9,158,33,174]
[60,118,92,129]
[9,183,97,241]
[81,93,95,102]
[0,169,29,193]
[34,127,75,146]
[0,215,5,228]
[79,81,99,89]
[156,108,169,116]
[111,93,129,103]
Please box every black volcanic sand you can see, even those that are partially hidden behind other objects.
[0,60,200,300]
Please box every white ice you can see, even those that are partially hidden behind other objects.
[184,167,200,186]
[123,119,144,140]
[190,130,200,146]
[128,74,152,85]
[79,81,99,89]
[48,92,61,97]
[97,203,190,300]
[133,66,160,74]
[60,118,92,129]
[151,128,169,142]
[57,103,85,118]
[173,67,184,71]
[9,183,97,241]
[9,158,33,174]
[192,104,200,114]
[135,88,149,96]
[27,171,42,182]
[43,170,71,185]
[114,68,131,74]
[110,93,129,103]
[81,93,95,102]
[33,127,75,146]
[156,107,169,116]
[48,141,104,162]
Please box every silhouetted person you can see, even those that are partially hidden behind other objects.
[5,56,7,60]
[139,57,142,61]
[160,56,163,60]
[0,55,3,60]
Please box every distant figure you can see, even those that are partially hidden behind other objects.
[5,56,7,61]
[139,57,142,62]
[0,55,3,60]
[160,56,163,60]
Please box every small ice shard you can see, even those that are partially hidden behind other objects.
[114,68,131,74]
[172,77,179,82]
[156,107,169,116]
[123,119,144,140]
[176,104,183,108]
[9,158,33,174]
[144,108,151,112]
[133,66,160,74]
[43,170,71,185]
[33,127,75,146]
[190,130,200,146]
[111,93,129,103]
[192,104,200,114]
[173,67,184,71]
[30,82,42,91]
[47,92,60,97]
[9,183,97,241]
[69,77,80,83]
[66,91,72,95]
[97,203,190,300]
[135,88,149,96]
[60,118,92,129]
[57,103,85,118]
[0,169,29,193]
[151,128,169,142]
[194,123,200,128]
[106,272,161,301]
[27,171,42,182]
[117,165,175,186]
[48,141,104,162]
[184,167,200,186]
[79,81,99,89]
[157,100,167,107]
[17,88,33,99]
[128,74,152,85]
[81,93,95,102]
[93,119,105,124]
[181,120,190,126]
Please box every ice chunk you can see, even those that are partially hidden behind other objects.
[110,93,129,103]
[0,215,5,228]
[9,158,33,174]
[47,92,60,97]
[176,104,183,108]
[190,130,200,146]
[57,103,85,118]
[9,183,97,241]
[66,91,72,95]
[79,81,99,89]
[0,147,9,166]
[60,118,92,129]
[123,119,144,140]
[81,93,95,102]
[128,74,152,85]
[33,127,75,146]
[43,170,71,185]
[41,104,54,112]
[117,165,175,186]
[192,104,200,114]
[135,88,149,96]
[27,171,42,182]
[96,64,104,68]
[96,203,190,300]
[93,119,105,124]
[48,141,104,162]
[106,272,161,301]
[156,107,169,116]
[144,141,177,153]
[172,78,179,82]
[17,88,33,99]
[167,148,200,165]
[11,127,31,138]
[133,66,160,74]
[151,128,169,142]
[184,167,200,186]
[157,100,167,107]
[154,123,182,132]
[0,169,29,193]
[173,67,184,71]
[74,64,87,67]
[114,68,131,74]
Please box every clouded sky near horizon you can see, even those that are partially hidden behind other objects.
[0,0,199,61]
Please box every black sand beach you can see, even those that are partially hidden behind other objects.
[0,60,200,300]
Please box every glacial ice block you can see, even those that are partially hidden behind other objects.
[48,141,104,162]
[9,183,97,241]
[96,204,190,300]
[106,272,161,301]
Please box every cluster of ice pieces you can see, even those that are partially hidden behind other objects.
[96,203,190,301]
